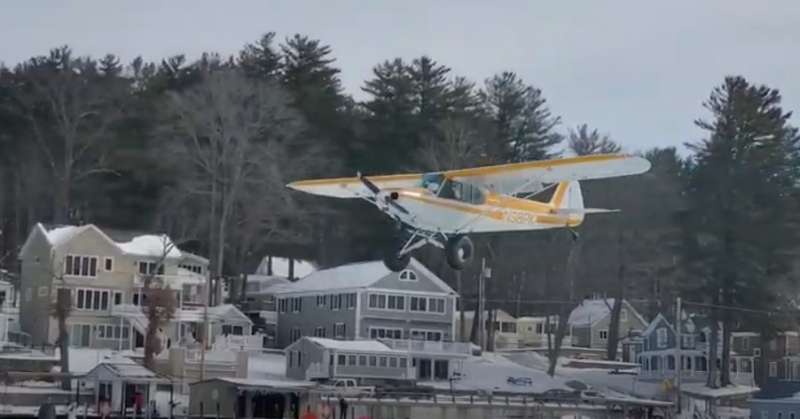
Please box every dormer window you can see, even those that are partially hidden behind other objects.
[399,270,417,281]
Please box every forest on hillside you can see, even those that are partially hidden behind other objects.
[1,32,799,385]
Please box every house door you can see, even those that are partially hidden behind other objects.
[134,329,144,349]
[418,359,432,380]
[81,325,91,347]
[329,355,335,377]
[434,360,449,380]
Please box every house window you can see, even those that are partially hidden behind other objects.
[331,294,342,310]
[337,355,346,366]
[770,362,778,377]
[682,335,694,348]
[113,291,123,306]
[137,261,164,276]
[754,348,762,357]
[399,270,417,281]
[104,257,113,272]
[535,323,544,334]
[290,328,302,343]
[358,355,367,366]
[278,299,287,313]
[400,358,407,368]
[316,295,326,307]
[348,355,357,366]
[65,255,98,277]
[657,328,668,348]
[75,288,110,311]
[369,327,403,339]
[379,357,387,367]
[742,337,750,351]
[334,323,346,339]
[620,308,628,322]
[387,295,405,310]
[411,329,443,341]
[430,298,445,313]
[501,323,517,333]
[288,352,294,367]
[369,356,377,367]
[599,329,609,341]
[290,297,302,313]
[389,357,398,368]
[314,327,326,338]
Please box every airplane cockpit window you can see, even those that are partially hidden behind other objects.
[421,173,445,194]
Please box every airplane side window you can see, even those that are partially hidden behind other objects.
[471,186,485,205]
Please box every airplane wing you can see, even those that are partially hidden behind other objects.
[444,154,651,194]
[286,173,422,198]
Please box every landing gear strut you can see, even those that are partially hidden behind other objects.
[382,229,476,272]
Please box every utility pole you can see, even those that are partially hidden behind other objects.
[675,297,683,413]
[478,258,485,351]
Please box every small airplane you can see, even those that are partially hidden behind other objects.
[287,154,651,272]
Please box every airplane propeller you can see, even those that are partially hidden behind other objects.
[358,173,410,215]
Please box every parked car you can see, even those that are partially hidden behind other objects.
[319,378,375,397]
[507,376,534,386]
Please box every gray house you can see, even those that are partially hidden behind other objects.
[568,298,647,350]
[636,313,755,386]
[285,337,413,382]
[272,258,457,348]
[751,396,800,419]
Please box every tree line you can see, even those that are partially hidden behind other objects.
[1,33,798,387]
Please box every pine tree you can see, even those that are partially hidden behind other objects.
[682,76,800,387]
[568,124,621,156]
[481,71,563,162]
[238,32,283,80]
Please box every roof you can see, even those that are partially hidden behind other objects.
[208,304,254,324]
[568,299,647,327]
[270,258,455,295]
[84,359,164,382]
[681,383,759,399]
[459,310,517,323]
[643,313,675,337]
[194,377,314,391]
[305,337,398,353]
[20,223,190,260]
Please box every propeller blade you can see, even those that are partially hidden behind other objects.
[358,173,380,195]
[359,173,410,215]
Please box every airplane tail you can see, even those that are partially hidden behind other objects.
[550,181,617,223]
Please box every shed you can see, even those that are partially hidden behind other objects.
[189,377,315,419]
[83,359,168,417]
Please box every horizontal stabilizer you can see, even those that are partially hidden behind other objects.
[556,208,619,215]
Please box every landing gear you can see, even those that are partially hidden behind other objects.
[445,235,474,270]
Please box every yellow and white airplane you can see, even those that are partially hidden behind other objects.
[287,154,651,271]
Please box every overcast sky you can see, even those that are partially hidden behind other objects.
[2,1,799,152]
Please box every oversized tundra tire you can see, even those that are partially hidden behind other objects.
[446,235,474,270]
[383,242,411,272]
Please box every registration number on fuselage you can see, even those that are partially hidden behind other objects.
[502,210,539,225]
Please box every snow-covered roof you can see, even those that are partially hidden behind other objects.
[681,383,759,399]
[208,304,253,325]
[22,223,192,260]
[245,275,291,294]
[85,360,162,381]
[203,377,314,390]
[305,337,398,353]
[568,299,646,327]
[270,258,454,295]
[255,256,316,278]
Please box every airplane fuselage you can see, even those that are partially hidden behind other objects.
[379,187,583,234]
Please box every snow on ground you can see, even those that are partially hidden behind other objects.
[247,352,287,380]
[422,352,572,395]
[505,351,666,400]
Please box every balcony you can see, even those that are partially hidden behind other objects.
[379,339,475,356]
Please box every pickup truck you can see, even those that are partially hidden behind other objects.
[318,378,375,397]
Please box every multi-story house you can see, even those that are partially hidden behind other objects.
[636,313,755,385]
[568,298,647,350]
[18,223,251,350]
[0,276,19,345]
[517,315,569,348]
[240,274,291,347]
[273,258,457,348]
[732,331,800,387]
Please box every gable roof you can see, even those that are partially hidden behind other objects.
[568,298,648,327]
[20,223,187,260]
[84,359,163,382]
[270,258,455,295]
[643,313,675,337]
